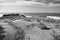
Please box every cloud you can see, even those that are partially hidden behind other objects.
[0,0,5,1]
[33,0,60,3]
[54,0,60,1]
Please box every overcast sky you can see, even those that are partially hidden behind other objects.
[0,0,60,2]
[0,5,60,13]
[0,0,60,13]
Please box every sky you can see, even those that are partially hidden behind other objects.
[0,5,60,13]
[0,0,60,2]
[0,0,60,13]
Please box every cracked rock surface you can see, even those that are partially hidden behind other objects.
[0,14,60,40]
